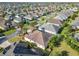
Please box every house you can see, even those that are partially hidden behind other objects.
[54,8,77,22]
[23,15,32,20]
[13,17,22,23]
[4,14,11,20]
[13,13,25,24]
[71,17,79,30]
[38,23,60,35]
[0,17,6,30]
[48,19,62,26]
[24,30,52,49]
[74,33,79,42]
[5,20,13,29]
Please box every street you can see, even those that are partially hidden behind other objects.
[0,28,21,44]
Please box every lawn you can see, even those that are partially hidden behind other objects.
[50,40,79,56]
[8,36,21,43]
[0,47,3,53]
[3,29,16,36]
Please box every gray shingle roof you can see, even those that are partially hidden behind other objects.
[38,23,60,34]
[71,17,79,26]
[54,9,75,21]
[74,33,79,41]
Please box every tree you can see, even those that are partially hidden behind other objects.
[29,42,37,48]
[60,50,69,56]
[0,29,4,33]
[30,21,37,27]
[0,47,3,53]
[48,35,61,49]
[50,51,61,56]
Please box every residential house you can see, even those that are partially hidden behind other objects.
[24,30,52,49]
[38,23,60,35]
[71,17,79,30]
[48,19,62,26]
[4,14,11,20]
[74,33,79,42]
[24,15,33,20]
[13,16,22,23]
[0,17,6,30]
[54,8,78,22]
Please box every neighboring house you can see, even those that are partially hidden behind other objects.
[13,16,22,23]
[74,33,79,42]
[24,15,33,21]
[0,17,6,30]
[5,20,13,29]
[24,30,52,49]
[54,8,78,22]
[4,14,11,20]
[48,19,62,26]
[38,23,60,35]
[71,17,79,30]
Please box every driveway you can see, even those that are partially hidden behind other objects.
[4,42,19,56]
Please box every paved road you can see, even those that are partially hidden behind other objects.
[0,28,21,44]
[6,28,21,39]
[0,28,21,56]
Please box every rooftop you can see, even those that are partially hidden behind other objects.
[25,30,52,48]
[38,23,60,34]
[48,19,62,26]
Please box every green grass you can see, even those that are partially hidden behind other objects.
[50,40,79,56]
[0,47,3,53]
[8,36,21,43]
[3,29,16,36]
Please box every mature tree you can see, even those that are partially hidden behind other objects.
[60,50,69,56]
[48,35,61,49]
[30,21,37,27]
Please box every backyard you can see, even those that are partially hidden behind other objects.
[49,40,79,56]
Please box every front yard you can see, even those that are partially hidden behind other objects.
[0,47,3,53]
[8,36,21,43]
[3,29,16,36]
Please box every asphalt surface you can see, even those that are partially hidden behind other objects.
[0,28,21,44]
[0,28,21,56]
[4,42,19,56]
